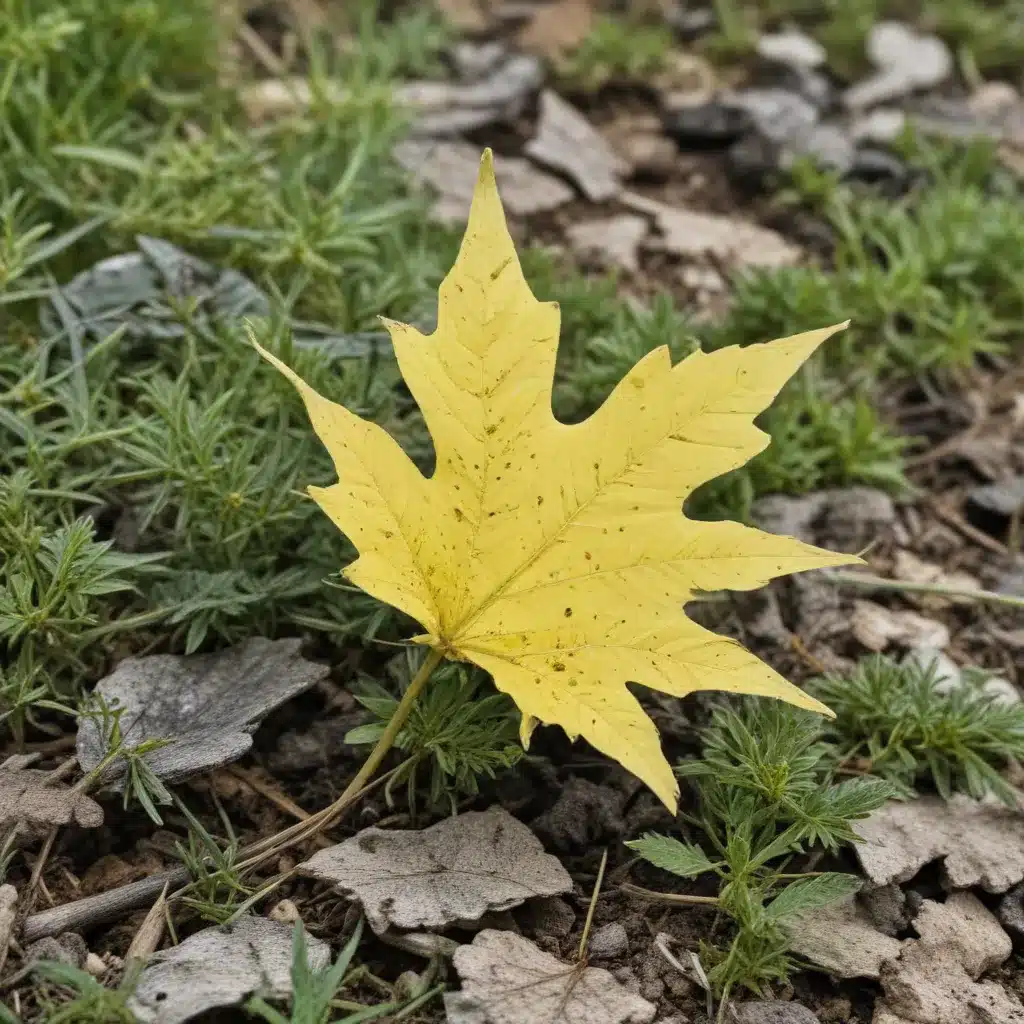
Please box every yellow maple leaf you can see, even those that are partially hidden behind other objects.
[254,149,860,812]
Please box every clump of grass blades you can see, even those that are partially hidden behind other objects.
[809,653,1024,806]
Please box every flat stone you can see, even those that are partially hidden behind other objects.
[566,215,648,273]
[785,895,903,980]
[721,87,819,144]
[731,1000,821,1023]
[756,30,827,69]
[844,22,953,109]
[525,90,628,202]
[663,101,752,148]
[393,139,572,223]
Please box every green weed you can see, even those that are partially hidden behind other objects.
[346,649,523,815]
[628,701,890,1011]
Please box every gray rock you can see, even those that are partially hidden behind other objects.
[969,476,1024,517]
[844,22,953,109]
[848,147,911,187]
[589,922,629,960]
[784,123,855,174]
[664,101,752,148]
[732,1000,821,1023]
[851,108,908,143]
[722,88,819,144]
[452,41,507,81]
[757,30,827,69]
[818,486,897,551]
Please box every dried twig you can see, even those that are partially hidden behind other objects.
[831,571,1024,610]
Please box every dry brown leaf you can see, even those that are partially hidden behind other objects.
[785,894,903,979]
[850,599,950,652]
[76,637,327,788]
[129,916,329,1024]
[0,764,102,838]
[876,893,1023,1024]
[565,215,648,272]
[620,192,801,269]
[856,795,1024,893]
[444,929,657,1024]
[393,139,573,222]
[297,806,572,935]
[518,0,594,60]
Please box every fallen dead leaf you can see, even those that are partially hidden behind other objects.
[394,139,573,222]
[785,894,903,979]
[129,915,329,1024]
[620,192,800,269]
[565,215,648,272]
[444,929,657,1024]
[876,893,1023,1024]
[855,795,1024,893]
[76,637,327,787]
[297,806,572,935]
[525,90,629,201]
[850,599,951,652]
[517,0,594,61]
[0,764,103,838]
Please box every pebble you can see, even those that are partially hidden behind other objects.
[526,895,576,939]
[588,922,629,959]
[968,476,1024,517]
[757,30,827,69]
[663,100,752,148]
[784,123,855,174]
[269,898,301,925]
[732,1001,822,1023]
[847,147,910,187]
[722,87,819,144]
[851,108,908,144]
[844,21,953,109]
[84,952,107,977]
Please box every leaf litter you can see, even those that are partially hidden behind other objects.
[444,929,656,1024]
[0,759,103,838]
[296,806,572,935]
[76,637,328,787]
[128,915,330,1024]
[855,794,1024,892]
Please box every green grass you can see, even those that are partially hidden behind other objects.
[810,654,1024,805]
[557,14,675,92]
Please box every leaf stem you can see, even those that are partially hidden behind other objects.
[332,647,444,813]
[578,848,608,962]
